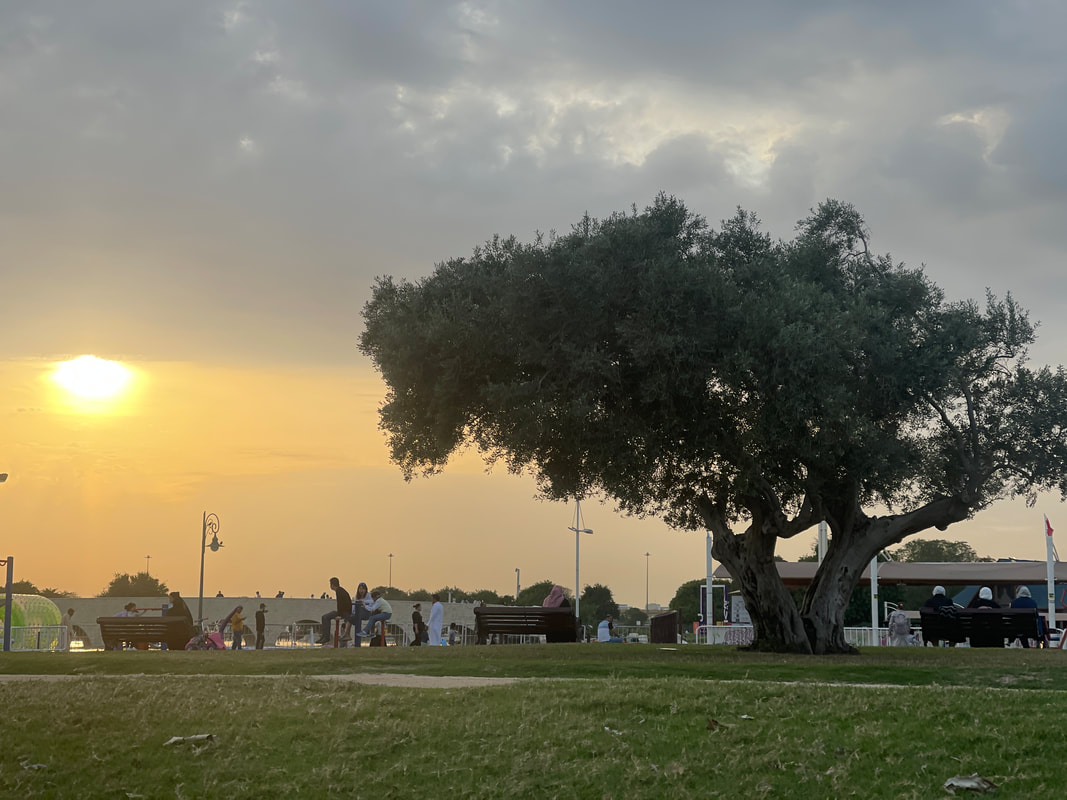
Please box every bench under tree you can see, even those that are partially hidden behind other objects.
[474,605,579,644]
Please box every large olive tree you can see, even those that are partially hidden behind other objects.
[359,195,1067,653]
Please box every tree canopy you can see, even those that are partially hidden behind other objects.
[360,195,1067,653]
[98,572,169,597]
[888,538,992,563]
[578,583,619,627]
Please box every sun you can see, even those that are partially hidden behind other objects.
[53,355,132,401]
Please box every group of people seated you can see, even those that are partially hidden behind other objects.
[918,584,1048,647]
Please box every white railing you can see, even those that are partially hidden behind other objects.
[696,625,891,647]
[1,625,67,651]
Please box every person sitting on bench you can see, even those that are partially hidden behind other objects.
[360,591,393,639]
[1010,586,1043,648]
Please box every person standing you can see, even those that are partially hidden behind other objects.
[255,603,267,650]
[428,594,444,646]
[60,607,75,651]
[447,622,458,646]
[231,606,246,649]
[317,577,352,644]
[411,603,426,646]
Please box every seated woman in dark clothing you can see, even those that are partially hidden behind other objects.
[542,584,573,641]
[970,586,1000,609]
[923,585,954,610]
[1010,586,1043,647]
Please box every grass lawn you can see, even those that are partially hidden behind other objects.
[2,645,1063,798]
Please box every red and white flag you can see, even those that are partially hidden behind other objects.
[1046,515,1055,537]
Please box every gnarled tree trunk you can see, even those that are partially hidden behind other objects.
[711,525,812,654]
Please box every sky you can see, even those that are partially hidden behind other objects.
[3,1,1067,607]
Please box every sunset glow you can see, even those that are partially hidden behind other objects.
[53,355,132,402]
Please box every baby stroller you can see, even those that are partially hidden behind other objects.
[185,607,241,650]
[185,627,226,650]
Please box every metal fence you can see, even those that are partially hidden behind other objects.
[695,625,891,647]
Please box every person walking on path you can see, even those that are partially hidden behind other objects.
[318,577,352,644]
[428,594,444,646]
[255,603,267,649]
[360,591,393,639]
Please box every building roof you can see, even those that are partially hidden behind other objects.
[712,560,1067,588]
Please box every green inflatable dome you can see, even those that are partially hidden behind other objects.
[0,594,63,650]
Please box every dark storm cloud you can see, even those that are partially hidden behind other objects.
[1,1,1066,365]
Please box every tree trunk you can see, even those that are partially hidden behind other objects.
[800,540,873,655]
[712,528,812,654]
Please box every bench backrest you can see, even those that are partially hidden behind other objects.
[919,607,1041,645]
[96,616,195,649]
[474,606,578,639]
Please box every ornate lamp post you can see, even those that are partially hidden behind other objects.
[388,553,393,589]
[197,512,222,624]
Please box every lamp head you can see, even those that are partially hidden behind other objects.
[0,473,8,483]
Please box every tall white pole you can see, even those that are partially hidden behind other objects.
[568,500,592,622]
[706,531,714,630]
[574,500,581,620]
[869,556,880,647]
[644,552,650,615]
[1046,516,1057,633]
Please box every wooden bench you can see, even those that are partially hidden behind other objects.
[97,616,195,651]
[919,608,1043,648]
[474,605,579,644]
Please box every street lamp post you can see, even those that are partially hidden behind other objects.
[145,555,151,575]
[567,499,594,620]
[640,554,648,618]
[515,567,520,600]
[197,512,222,625]
[388,553,393,589]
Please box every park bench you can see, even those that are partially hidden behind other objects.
[919,607,1043,648]
[474,605,579,644]
[649,610,680,644]
[97,616,195,651]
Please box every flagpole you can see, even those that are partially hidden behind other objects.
[1046,515,1057,633]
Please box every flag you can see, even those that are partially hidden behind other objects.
[1046,515,1055,537]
